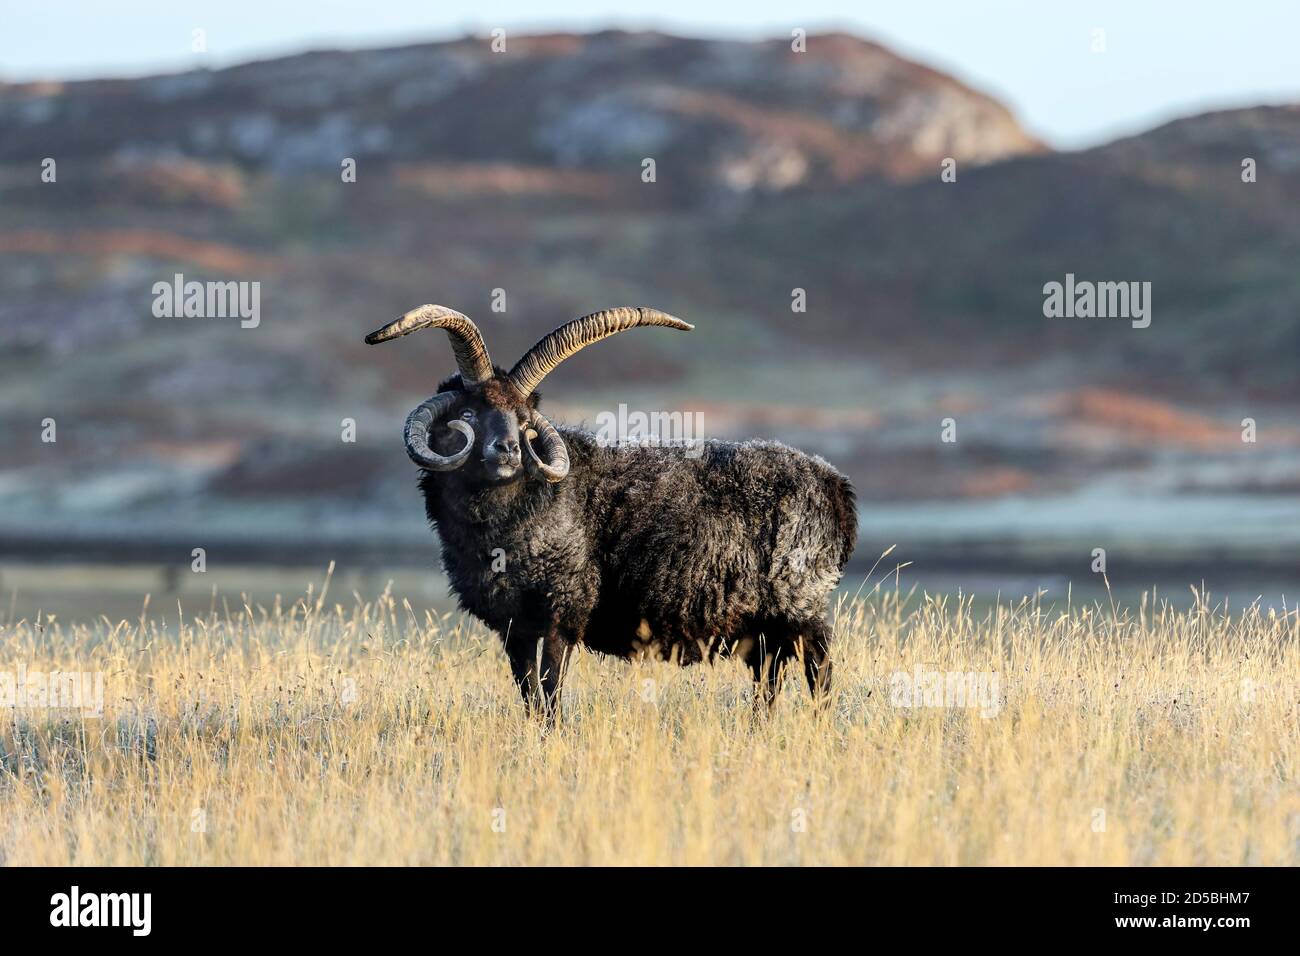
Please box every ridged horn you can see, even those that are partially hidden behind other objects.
[507,307,693,398]
[523,412,570,483]
[403,391,474,471]
[365,305,494,386]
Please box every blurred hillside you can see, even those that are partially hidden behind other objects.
[1,30,1298,576]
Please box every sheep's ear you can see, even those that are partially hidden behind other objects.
[527,389,541,410]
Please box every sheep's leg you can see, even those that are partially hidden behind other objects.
[505,634,541,714]
[747,632,787,713]
[537,627,574,726]
[799,619,834,707]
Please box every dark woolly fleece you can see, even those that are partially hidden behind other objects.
[417,371,857,713]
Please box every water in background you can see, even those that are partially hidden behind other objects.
[6,559,1295,630]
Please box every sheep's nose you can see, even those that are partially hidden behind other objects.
[486,437,521,462]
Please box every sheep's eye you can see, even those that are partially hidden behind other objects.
[459,409,476,422]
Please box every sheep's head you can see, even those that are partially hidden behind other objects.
[366,305,692,484]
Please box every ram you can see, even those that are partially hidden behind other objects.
[367,305,857,719]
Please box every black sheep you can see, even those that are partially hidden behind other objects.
[367,305,856,719]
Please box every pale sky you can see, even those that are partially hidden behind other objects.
[2,1,1296,148]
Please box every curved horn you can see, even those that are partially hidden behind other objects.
[365,305,494,386]
[404,391,475,471]
[507,307,693,398]
[523,412,570,483]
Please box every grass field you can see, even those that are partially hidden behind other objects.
[1,573,1297,866]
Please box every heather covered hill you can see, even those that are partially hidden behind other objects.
[0,31,1041,203]
[679,105,1300,400]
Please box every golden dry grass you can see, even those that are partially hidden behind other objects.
[1,577,1297,866]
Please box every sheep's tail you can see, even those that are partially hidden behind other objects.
[826,471,858,569]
